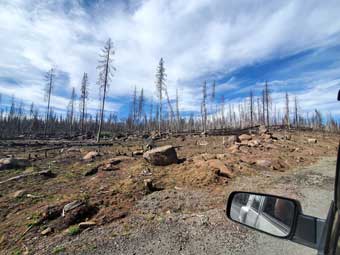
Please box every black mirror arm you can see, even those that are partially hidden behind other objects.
[291,214,325,249]
[291,201,335,253]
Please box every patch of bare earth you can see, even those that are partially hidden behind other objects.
[0,130,338,254]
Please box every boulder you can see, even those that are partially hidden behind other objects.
[308,138,317,144]
[248,140,260,147]
[256,159,272,168]
[41,204,64,221]
[143,145,178,166]
[0,158,30,171]
[228,144,240,153]
[259,125,269,135]
[238,134,252,141]
[240,140,249,146]
[207,159,233,178]
[262,133,273,140]
[83,151,100,161]
[59,201,97,229]
[226,135,239,144]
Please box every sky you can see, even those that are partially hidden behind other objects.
[0,0,340,120]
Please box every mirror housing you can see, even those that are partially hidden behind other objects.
[226,191,327,250]
[226,191,300,238]
[338,90,340,101]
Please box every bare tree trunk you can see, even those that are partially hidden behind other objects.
[44,68,54,137]
[201,81,207,132]
[164,88,175,130]
[285,92,290,128]
[97,38,115,143]
[249,90,254,127]
[176,89,180,131]
[294,96,299,128]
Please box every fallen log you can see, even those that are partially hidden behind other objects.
[0,170,54,185]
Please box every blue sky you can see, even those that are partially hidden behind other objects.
[0,0,340,120]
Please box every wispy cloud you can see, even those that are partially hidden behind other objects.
[0,0,340,117]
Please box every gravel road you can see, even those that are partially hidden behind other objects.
[56,157,336,255]
[239,157,335,255]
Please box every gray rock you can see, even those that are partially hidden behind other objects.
[226,135,239,144]
[256,159,272,168]
[259,125,268,134]
[143,145,178,166]
[238,134,252,141]
[308,138,317,144]
[83,151,100,161]
[0,158,30,171]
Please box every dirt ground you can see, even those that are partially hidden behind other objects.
[0,130,339,254]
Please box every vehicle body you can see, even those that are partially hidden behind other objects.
[238,194,291,237]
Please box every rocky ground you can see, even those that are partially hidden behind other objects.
[0,128,338,254]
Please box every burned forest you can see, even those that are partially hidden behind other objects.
[1,3,340,254]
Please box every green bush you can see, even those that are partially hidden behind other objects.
[52,246,66,254]
[67,225,80,236]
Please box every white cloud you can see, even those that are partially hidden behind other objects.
[0,0,340,116]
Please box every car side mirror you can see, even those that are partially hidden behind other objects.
[226,191,299,238]
[226,191,327,250]
[338,89,340,101]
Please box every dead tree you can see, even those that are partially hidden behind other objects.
[149,97,154,131]
[44,68,55,137]
[262,89,266,125]
[285,92,290,128]
[96,38,116,142]
[256,97,261,124]
[249,90,254,127]
[201,81,207,132]
[211,80,216,127]
[221,95,225,128]
[132,86,137,126]
[67,87,76,135]
[80,72,89,135]
[155,58,166,133]
[294,96,299,128]
[176,88,181,130]
[138,88,144,124]
[264,81,270,127]
[163,85,175,129]
[313,109,323,130]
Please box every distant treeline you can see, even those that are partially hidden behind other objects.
[0,39,338,139]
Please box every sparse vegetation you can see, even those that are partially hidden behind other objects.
[52,246,66,254]
[67,225,80,236]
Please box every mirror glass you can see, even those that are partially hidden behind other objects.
[229,192,296,237]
